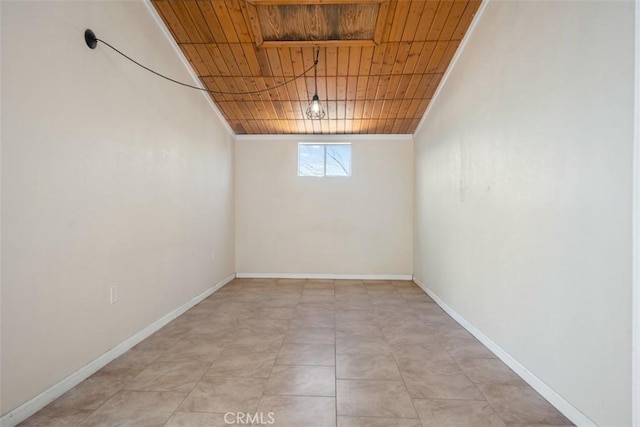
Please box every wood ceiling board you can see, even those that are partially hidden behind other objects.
[154,1,189,42]
[150,0,482,134]
[454,0,482,39]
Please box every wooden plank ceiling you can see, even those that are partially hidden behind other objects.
[151,0,481,135]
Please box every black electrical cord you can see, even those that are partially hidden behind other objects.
[91,33,319,96]
[313,47,319,95]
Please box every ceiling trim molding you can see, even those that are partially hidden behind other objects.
[413,0,489,137]
[234,133,413,142]
[142,0,236,137]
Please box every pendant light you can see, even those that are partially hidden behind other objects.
[305,48,326,120]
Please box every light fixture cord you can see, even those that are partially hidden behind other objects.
[313,47,320,95]
[94,37,318,96]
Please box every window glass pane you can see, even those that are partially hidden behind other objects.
[298,144,325,176]
[325,144,351,176]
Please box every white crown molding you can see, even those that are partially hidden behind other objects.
[413,0,489,137]
[0,274,236,427]
[142,0,235,137]
[412,277,597,427]
[236,273,412,281]
[234,134,413,142]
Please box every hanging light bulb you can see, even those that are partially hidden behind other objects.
[305,48,326,120]
[306,94,325,119]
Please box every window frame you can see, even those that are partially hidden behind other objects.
[297,142,352,178]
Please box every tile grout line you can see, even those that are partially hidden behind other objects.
[443,346,508,425]
[421,276,514,426]
[256,280,287,420]
[161,353,219,425]
[253,277,306,424]
[379,286,424,426]
[160,290,256,425]
[66,376,130,426]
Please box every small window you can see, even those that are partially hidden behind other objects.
[298,143,351,177]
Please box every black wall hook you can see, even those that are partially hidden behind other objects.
[85,29,97,49]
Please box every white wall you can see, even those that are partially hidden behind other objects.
[634,2,640,425]
[235,136,413,277]
[1,0,235,416]
[413,1,635,426]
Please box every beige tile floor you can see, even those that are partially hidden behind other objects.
[20,279,574,427]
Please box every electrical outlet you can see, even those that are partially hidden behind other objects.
[210,252,216,262]
[110,286,119,304]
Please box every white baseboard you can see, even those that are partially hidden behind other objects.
[236,273,413,281]
[412,277,596,427]
[0,274,236,427]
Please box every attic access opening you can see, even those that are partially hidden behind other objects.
[245,0,390,47]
